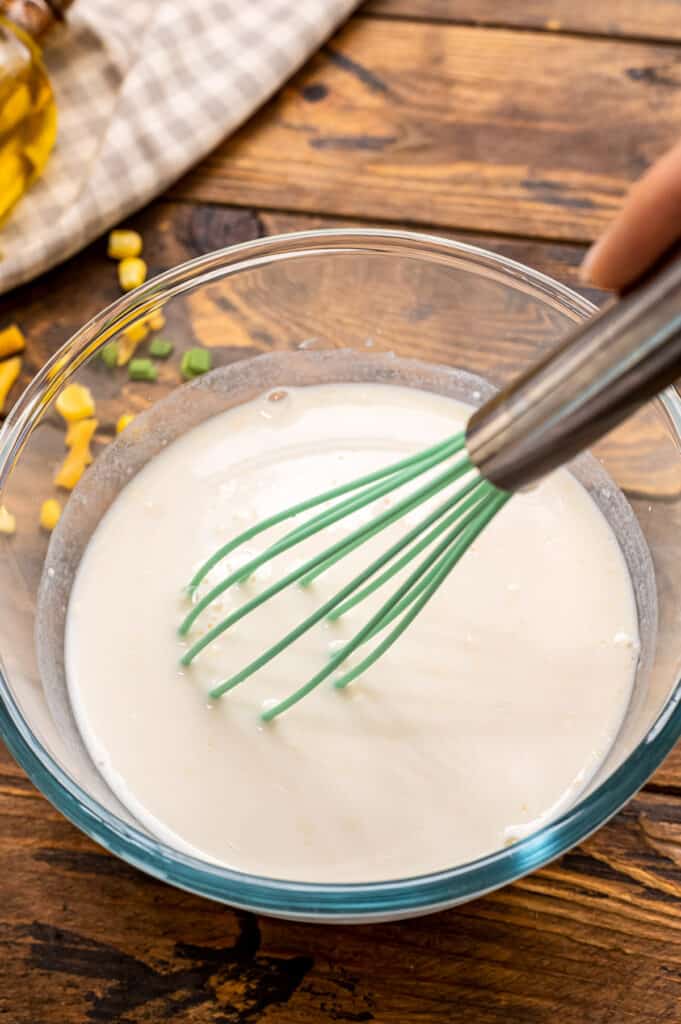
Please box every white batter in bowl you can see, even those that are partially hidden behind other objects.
[52,360,641,884]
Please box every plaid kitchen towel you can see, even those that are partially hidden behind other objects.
[0,0,359,295]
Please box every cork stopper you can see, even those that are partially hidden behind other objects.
[0,0,73,37]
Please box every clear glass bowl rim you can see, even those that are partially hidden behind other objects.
[1,226,681,921]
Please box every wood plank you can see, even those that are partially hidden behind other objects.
[0,203,612,596]
[30,207,679,565]
[649,746,681,792]
[2,201,681,1022]
[1,738,681,1023]
[1,201,598,413]
[260,209,596,295]
[366,1,681,44]
[2,197,679,724]
[0,202,264,401]
[174,19,681,242]
[2,210,680,797]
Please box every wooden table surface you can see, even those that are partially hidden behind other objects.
[3,3,681,1021]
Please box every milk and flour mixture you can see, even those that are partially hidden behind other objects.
[65,382,639,882]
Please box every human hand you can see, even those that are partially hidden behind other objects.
[581,139,681,292]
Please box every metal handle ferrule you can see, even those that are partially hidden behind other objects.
[466,251,681,491]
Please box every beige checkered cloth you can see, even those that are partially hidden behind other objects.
[0,0,358,295]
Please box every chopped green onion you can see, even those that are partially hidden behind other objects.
[149,337,174,359]
[128,358,158,382]
[101,342,119,368]
[181,347,212,380]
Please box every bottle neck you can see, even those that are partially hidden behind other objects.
[0,0,72,38]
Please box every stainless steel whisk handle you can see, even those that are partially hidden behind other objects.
[466,247,681,492]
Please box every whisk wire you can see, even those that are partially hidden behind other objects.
[258,489,509,721]
[328,476,485,621]
[179,427,511,719]
[270,454,444,555]
[297,460,480,589]
[180,446,472,640]
[207,479,497,704]
[329,490,510,698]
[361,485,503,642]
[187,434,466,594]
[188,466,478,675]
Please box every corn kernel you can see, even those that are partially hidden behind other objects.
[0,324,26,358]
[40,499,61,531]
[0,84,31,135]
[55,418,98,490]
[108,229,143,260]
[54,450,87,490]
[118,257,147,292]
[124,320,149,345]
[116,321,148,367]
[146,309,165,331]
[65,417,97,456]
[116,413,135,434]
[55,383,95,423]
[0,505,15,535]
[0,356,21,414]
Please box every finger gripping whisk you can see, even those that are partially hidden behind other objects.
[179,246,681,720]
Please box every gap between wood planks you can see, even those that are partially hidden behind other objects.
[195,196,600,251]
[362,0,681,47]
[361,11,681,51]
[173,17,681,243]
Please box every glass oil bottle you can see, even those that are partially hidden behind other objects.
[0,0,71,224]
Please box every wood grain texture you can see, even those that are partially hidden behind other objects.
[0,203,264,404]
[174,19,681,241]
[0,201,601,410]
[366,0,681,44]
[1,734,681,1024]
[259,209,597,295]
[2,199,681,1021]
[4,5,681,1019]
[652,746,681,791]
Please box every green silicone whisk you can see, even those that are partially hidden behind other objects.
[180,250,681,720]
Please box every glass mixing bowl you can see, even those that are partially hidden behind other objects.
[1,228,681,923]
